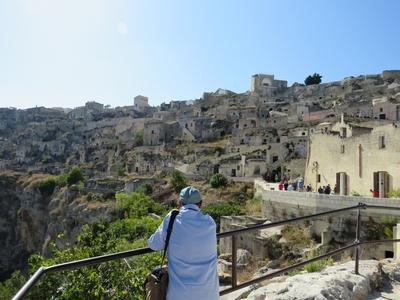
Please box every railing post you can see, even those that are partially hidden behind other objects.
[231,235,237,288]
[354,204,362,275]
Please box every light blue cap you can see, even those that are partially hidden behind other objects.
[179,186,202,204]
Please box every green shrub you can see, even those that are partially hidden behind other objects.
[0,270,26,299]
[210,173,228,188]
[202,201,243,230]
[39,177,57,196]
[102,190,116,200]
[55,173,68,187]
[388,189,400,198]
[170,170,187,193]
[115,192,166,219]
[138,183,153,195]
[67,167,84,186]
[117,167,126,177]
[304,249,333,273]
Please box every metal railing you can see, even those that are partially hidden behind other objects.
[13,203,400,299]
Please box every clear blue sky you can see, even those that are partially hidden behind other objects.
[1,0,399,109]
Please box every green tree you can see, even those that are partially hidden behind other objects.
[67,167,84,186]
[209,173,228,188]
[304,73,322,85]
[170,170,187,193]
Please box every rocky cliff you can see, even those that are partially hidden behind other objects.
[0,172,114,281]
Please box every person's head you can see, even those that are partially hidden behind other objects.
[179,186,202,208]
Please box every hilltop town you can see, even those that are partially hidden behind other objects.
[2,70,400,299]
[1,70,400,188]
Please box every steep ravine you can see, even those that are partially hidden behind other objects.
[0,172,114,281]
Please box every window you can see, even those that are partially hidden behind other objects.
[272,155,278,163]
[379,136,385,149]
[302,132,306,136]
[151,130,154,134]
[317,174,321,183]
[341,145,345,153]
[380,108,383,112]
[341,127,347,138]
[237,165,240,170]
[262,139,267,144]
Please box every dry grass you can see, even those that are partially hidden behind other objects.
[243,197,262,216]
[237,260,260,283]
[18,173,48,189]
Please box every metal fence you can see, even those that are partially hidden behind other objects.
[12,203,400,299]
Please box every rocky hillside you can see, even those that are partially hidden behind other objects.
[222,259,400,300]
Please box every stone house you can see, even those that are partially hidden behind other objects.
[231,128,278,147]
[178,117,229,141]
[372,97,400,121]
[152,110,177,122]
[305,118,400,197]
[227,106,257,121]
[302,108,334,122]
[143,120,181,146]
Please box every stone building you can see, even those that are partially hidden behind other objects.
[143,120,181,146]
[372,97,400,121]
[134,95,150,112]
[305,118,400,197]
[250,74,287,97]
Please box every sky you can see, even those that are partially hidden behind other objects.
[0,0,400,109]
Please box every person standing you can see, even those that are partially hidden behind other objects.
[148,186,219,300]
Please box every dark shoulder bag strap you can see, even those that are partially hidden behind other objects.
[161,209,179,265]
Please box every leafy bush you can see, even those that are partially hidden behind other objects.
[170,170,187,193]
[55,173,68,187]
[210,173,228,188]
[202,201,243,230]
[102,189,116,200]
[0,270,26,299]
[365,216,399,240]
[388,188,400,198]
[67,167,84,186]
[116,191,166,219]
[38,177,57,196]
[138,183,153,195]
[304,249,333,273]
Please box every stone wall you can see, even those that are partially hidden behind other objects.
[304,122,400,196]
[255,179,400,258]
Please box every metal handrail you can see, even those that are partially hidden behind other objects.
[12,203,400,299]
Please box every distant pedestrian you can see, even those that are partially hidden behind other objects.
[306,184,312,192]
[324,184,331,194]
[284,181,289,191]
[318,186,323,194]
[278,182,284,190]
